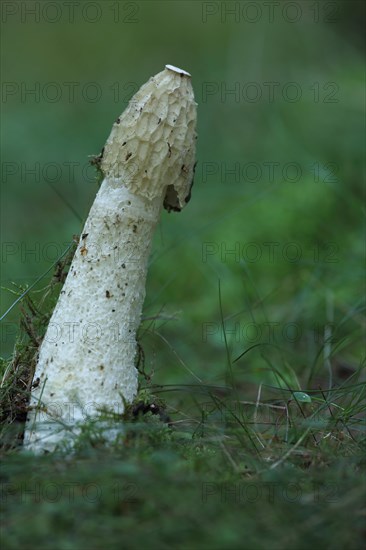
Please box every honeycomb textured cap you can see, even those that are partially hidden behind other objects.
[101,66,197,211]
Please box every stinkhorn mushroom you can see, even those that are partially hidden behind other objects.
[23,65,197,453]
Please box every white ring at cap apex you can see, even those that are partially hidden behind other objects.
[165,64,191,77]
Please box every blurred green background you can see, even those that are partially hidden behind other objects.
[1,1,365,393]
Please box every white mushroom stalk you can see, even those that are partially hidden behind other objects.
[23,65,197,453]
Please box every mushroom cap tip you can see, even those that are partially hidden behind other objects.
[165,64,191,77]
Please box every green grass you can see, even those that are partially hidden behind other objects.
[1,431,365,550]
[1,273,365,549]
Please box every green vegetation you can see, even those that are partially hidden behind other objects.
[1,1,365,548]
[1,252,365,548]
